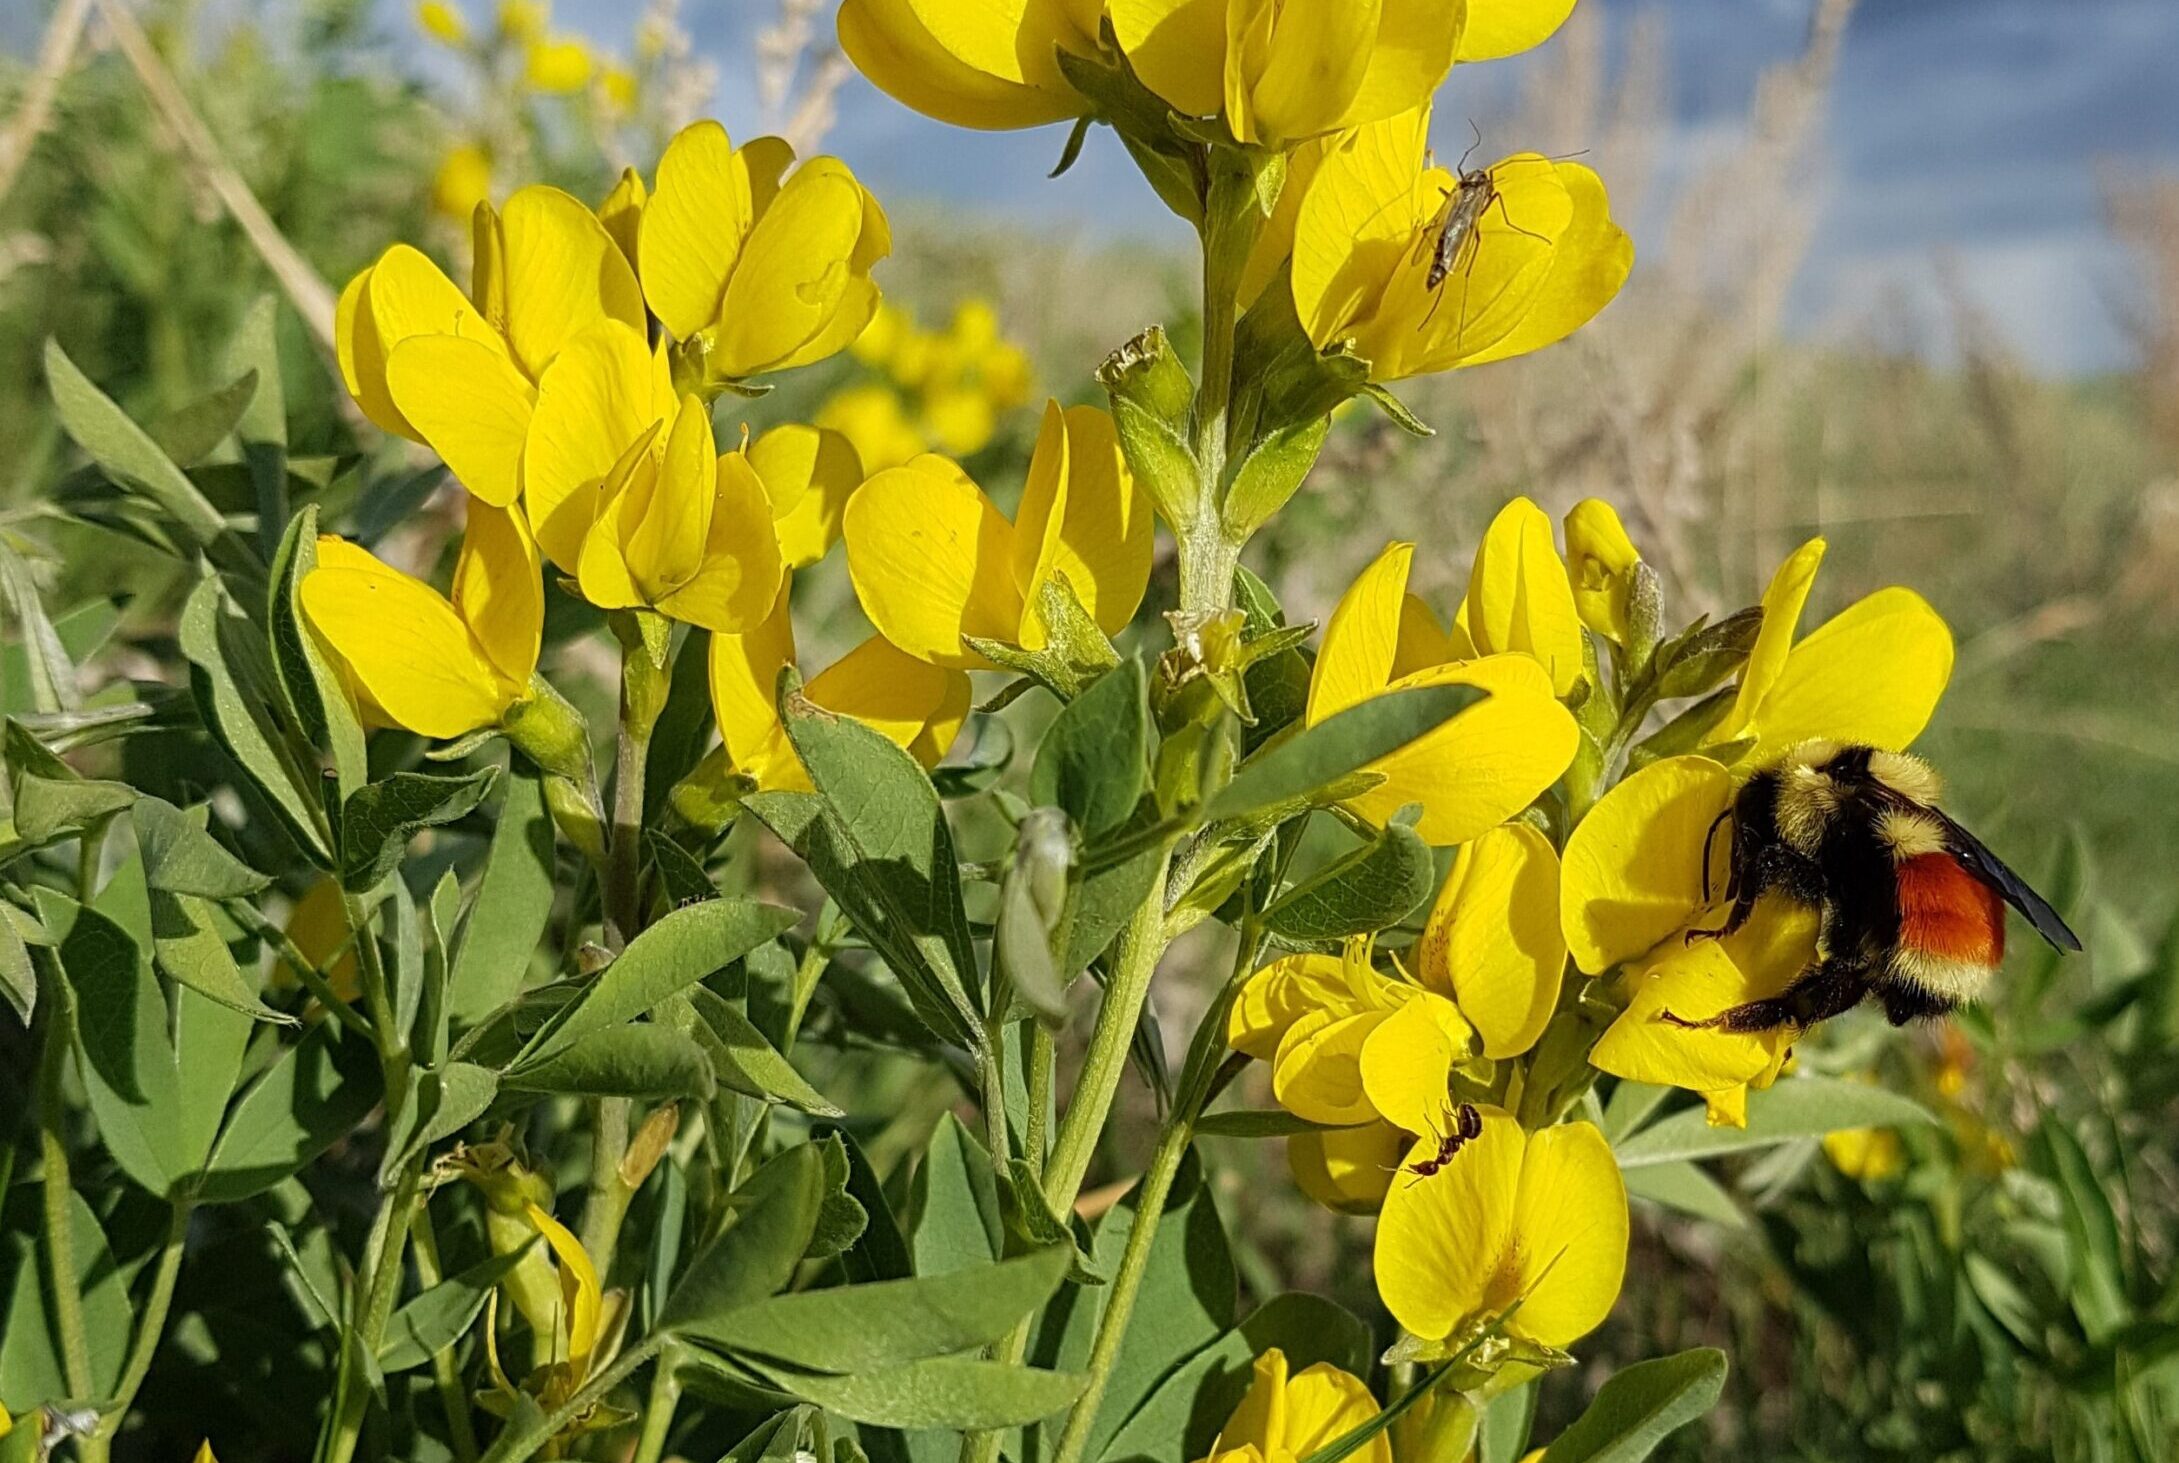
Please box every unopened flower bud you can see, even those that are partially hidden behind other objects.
[1564,498,1644,647]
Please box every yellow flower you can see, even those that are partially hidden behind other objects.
[192,1444,217,1463]
[639,121,890,380]
[575,396,784,632]
[416,1,468,45]
[1375,1112,1626,1351]
[1284,107,1630,382]
[430,142,494,222]
[522,320,675,571]
[844,401,1149,669]
[1706,537,1954,769]
[923,385,998,457]
[1305,541,1578,847]
[709,580,970,794]
[1191,1349,1390,1463]
[524,35,594,92]
[817,382,926,473]
[1415,823,1566,1059]
[300,504,542,740]
[1109,0,1466,148]
[518,1203,602,1404]
[335,184,644,506]
[596,166,645,272]
[498,0,546,42]
[1563,498,1642,646]
[1824,1126,1904,1182]
[600,64,639,115]
[747,423,864,569]
[1463,497,1585,697]
[837,0,1098,130]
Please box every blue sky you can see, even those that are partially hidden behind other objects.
[593,0,2178,377]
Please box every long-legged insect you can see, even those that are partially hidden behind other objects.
[1414,126,1571,341]
[1398,1100,1483,1185]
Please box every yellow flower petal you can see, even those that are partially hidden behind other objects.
[1559,755,1733,974]
[525,321,673,571]
[640,122,756,340]
[597,165,646,271]
[1563,497,1641,645]
[1464,496,1585,696]
[1221,1348,1290,1456]
[1291,108,1434,353]
[1335,0,1465,130]
[1273,1008,1389,1126]
[1502,1120,1628,1346]
[576,430,663,612]
[751,424,864,569]
[1348,655,1579,848]
[340,246,499,439]
[1287,1122,1403,1215]
[843,459,1022,668]
[383,335,534,507]
[498,184,645,380]
[523,1202,601,1369]
[450,502,543,688]
[1418,823,1565,1058]
[1400,155,1576,376]
[1743,588,1955,768]
[1268,1359,1386,1461]
[1455,161,1632,369]
[1457,0,1581,63]
[626,398,717,597]
[1308,540,1412,725]
[838,0,1085,129]
[1229,953,1352,1061]
[1108,0,1225,117]
[654,452,786,633]
[716,159,868,377]
[1717,538,1824,742]
[709,580,799,786]
[806,635,970,772]
[1392,593,1457,681]
[1013,403,1150,645]
[1374,1109,1523,1341]
[1228,0,1379,147]
[1357,990,1461,1135]
[771,178,892,372]
[302,540,512,739]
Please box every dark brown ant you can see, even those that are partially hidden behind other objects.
[1398,1100,1483,1184]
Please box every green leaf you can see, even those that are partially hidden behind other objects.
[179,573,330,861]
[0,540,79,713]
[0,1186,133,1404]
[1098,1293,1373,1463]
[909,1114,1003,1276]
[754,1356,1088,1430]
[758,668,982,1049]
[806,1130,870,1261]
[133,796,268,898]
[40,888,188,1195]
[1065,836,1164,977]
[449,766,556,1029]
[500,1023,716,1100]
[2039,1122,2129,1339]
[1261,819,1433,941]
[1204,682,1486,825]
[378,1246,533,1372]
[1611,1078,1937,1168]
[661,1144,827,1332]
[685,984,844,1116]
[1033,660,1150,839]
[1478,1384,1540,1463]
[686,1245,1071,1371]
[199,1019,383,1202]
[1224,414,1331,540]
[1193,1109,1353,1139]
[339,767,500,890]
[224,296,289,556]
[0,906,34,1024]
[1536,1349,1728,1463]
[149,888,292,1024]
[267,504,367,799]
[46,336,228,548]
[647,827,719,907]
[5,718,134,845]
[818,1123,915,1287]
[1620,1160,1747,1230]
[512,899,799,1071]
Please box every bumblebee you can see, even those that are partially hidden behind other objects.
[1666,740,2080,1034]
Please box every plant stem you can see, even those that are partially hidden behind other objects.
[88,1199,192,1453]
[321,1156,426,1463]
[411,1205,480,1463]
[1025,1021,1055,1179]
[33,955,93,1404]
[630,1339,685,1463]
[1050,1118,1194,1463]
[1042,855,1173,1214]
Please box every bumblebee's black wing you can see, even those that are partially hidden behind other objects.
[1935,811,2082,952]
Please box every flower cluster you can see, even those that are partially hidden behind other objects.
[817,298,1037,471]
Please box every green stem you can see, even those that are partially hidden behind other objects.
[89,1200,192,1449]
[1043,855,1172,1214]
[33,955,93,1405]
[630,1339,685,1463]
[484,1333,664,1463]
[226,901,375,1040]
[580,1096,634,1276]
[411,1205,480,1463]
[320,1153,426,1463]
[1025,1021,1055,1179]
[1050,1119,1194,1463]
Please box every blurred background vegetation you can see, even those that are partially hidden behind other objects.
[3,0,2176,1457]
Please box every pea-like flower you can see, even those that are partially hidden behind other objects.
[639,121,890,384]
[1414,822,1567,1060]
[1562,497,1643,646]
[1462,496,1587,696]
[843,401,1151,668]
[300,504,541,740]
[837,0,1099,130]
[747,422,867,570]
[336,185,645,508]
[1374,1111,1627,1354]
[1561,538,1954,1124]
[1190,1348,1390,1463]
[708,580,971,795]
[1305,541,1577,847]
[1270,107,1630,382]
[574,395,784,634]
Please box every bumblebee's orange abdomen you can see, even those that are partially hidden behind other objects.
[1898,852,2005,965]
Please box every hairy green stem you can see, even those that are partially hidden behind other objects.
[1051,1118,1194,1463]
[410,1205,480,1463]
[1043,854,1173,1214]
[1025,1021,1055,1179]
[89,1200,192,1452]
[320,1157,425,1463]
[630,1340,685,1463]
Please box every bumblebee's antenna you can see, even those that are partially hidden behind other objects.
[1701,805,1734,902]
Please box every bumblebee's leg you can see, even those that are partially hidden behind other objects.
[1875,979,1954,1026]
[1686,847,1819,944]
[1662,954,1871,1034]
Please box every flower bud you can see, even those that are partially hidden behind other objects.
[1563,498,1644,646]
[1099,326,1197,529]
